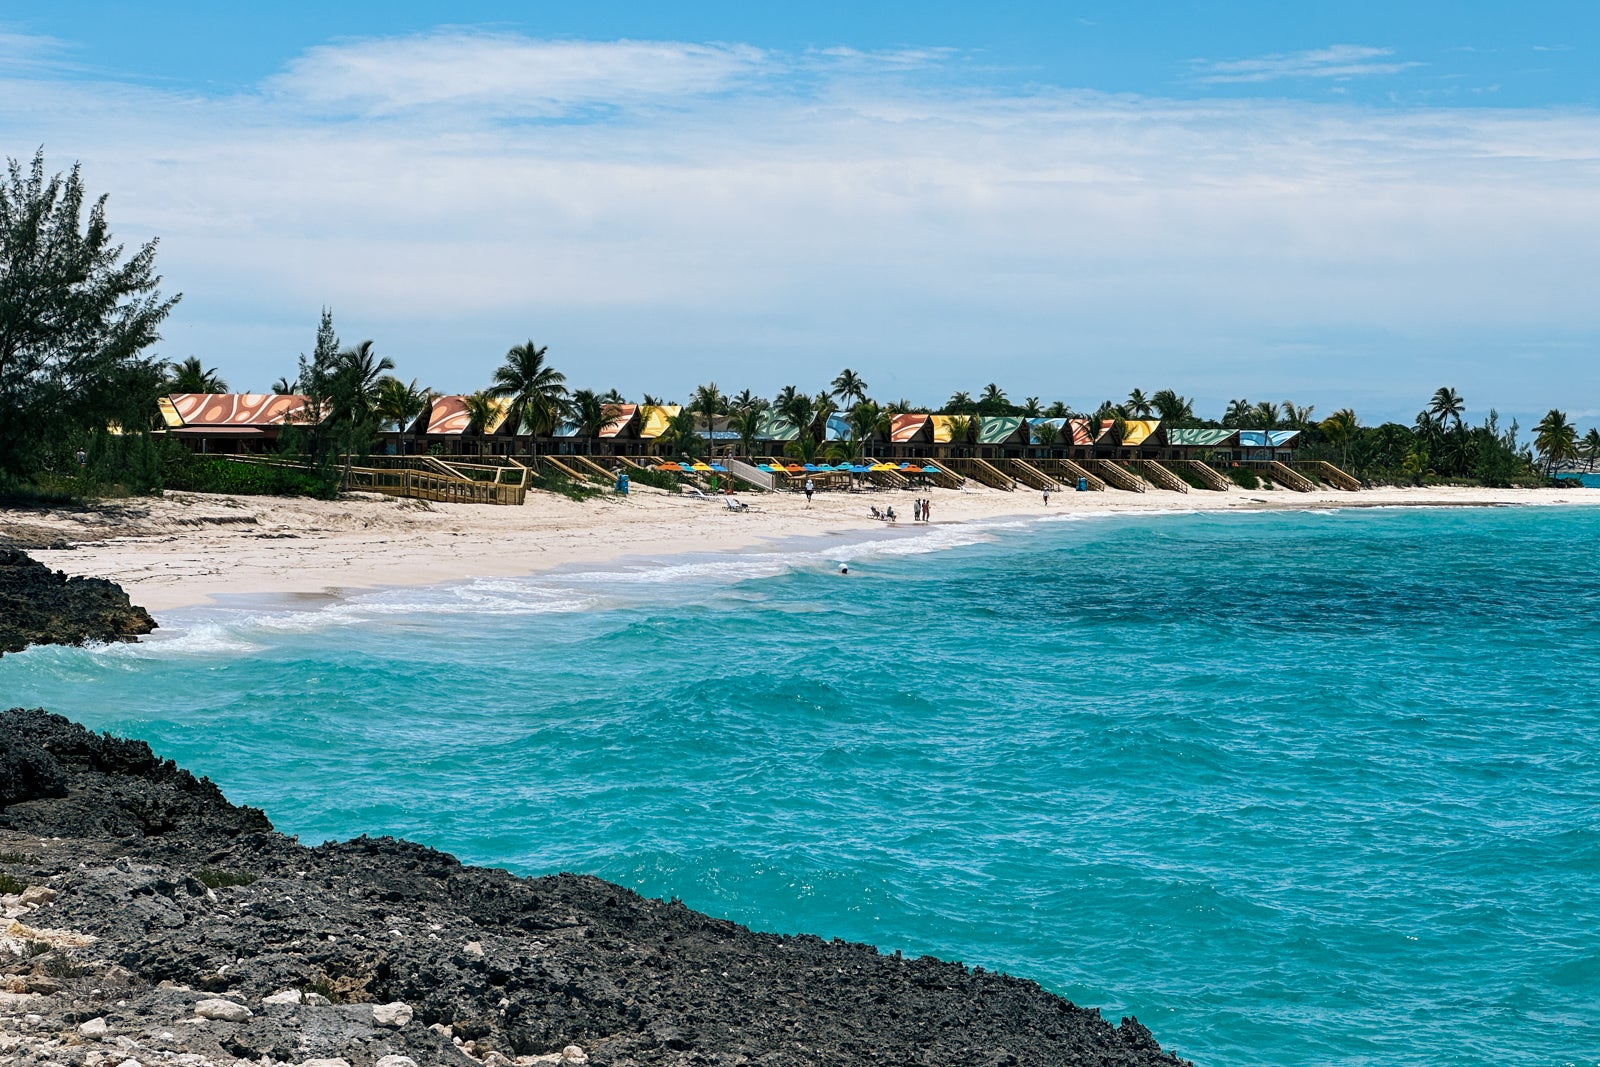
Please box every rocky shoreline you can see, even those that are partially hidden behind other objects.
[0,709,1192,1066]
[0,548,156,655]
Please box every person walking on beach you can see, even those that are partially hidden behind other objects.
[922,497,931,522]
[1043,487,1050,506]
[804,478,815,506]
[913,499,922,522]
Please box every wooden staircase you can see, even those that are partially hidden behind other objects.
[1084,459,1148,493]
[1035,458,1105,491]
[1132,459,1189,493]
[1170,459,1233,491]
[946,457,1014,490]
[1262,461,1316,492]
[999,459,1059,491]
[1297,460,1361,491]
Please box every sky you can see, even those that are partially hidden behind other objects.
[4,1,1598,425]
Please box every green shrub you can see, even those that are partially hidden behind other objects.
[1228,466,1261,490]
[0,851,32,865]
[163,454,338,499]
[529,469,603,501]
[0,873,28,894]
[196,868,258,889]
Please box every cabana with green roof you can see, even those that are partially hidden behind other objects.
[1165,428,1237,462]
[975,416,1027,457]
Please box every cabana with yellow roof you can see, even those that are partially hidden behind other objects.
[159,393,317,454]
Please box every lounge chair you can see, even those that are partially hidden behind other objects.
[725,497,749,512]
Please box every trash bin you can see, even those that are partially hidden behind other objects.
[617,472,630,495]
[1077,476,1087,492]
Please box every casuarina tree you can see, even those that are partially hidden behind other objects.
[0,151,179,480]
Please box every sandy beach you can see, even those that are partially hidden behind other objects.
[3,482,1594,617]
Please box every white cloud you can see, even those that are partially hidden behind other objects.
[270,32,767,116]
[1191,45,1422,84]
[4,33,1598,421]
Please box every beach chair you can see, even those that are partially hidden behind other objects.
[725,497,749,512]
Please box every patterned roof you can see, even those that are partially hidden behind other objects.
[161,393,312,428]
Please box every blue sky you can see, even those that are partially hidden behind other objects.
[4,2,1598,424]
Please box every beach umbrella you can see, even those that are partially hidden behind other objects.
[692,463,713,472]
[921,466,940,473]
[654,463,677,471]
[786,464,804,473]
[711,463,728,472]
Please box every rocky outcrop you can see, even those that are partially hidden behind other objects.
[0,709,1191,1066]
[0,548,156,655]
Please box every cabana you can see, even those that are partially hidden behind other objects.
[1165,428,1237,462]
[929,415,968,447]
[637,404,680,454]
[159,393,316,454]
[755,411,800,448]
[415,395,514,457]
[1023,418,1066,454]
[823,414,853,443]
[1066,418,1098,458]
[1238,429,1301,463]
[887,413,931,457]
[975,416,1026,458]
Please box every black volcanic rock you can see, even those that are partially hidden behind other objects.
[0,708,1192,1066]
[0,548,156,655]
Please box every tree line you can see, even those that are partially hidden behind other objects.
[3,150,1593,498]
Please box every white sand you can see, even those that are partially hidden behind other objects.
[4,482,1594,617]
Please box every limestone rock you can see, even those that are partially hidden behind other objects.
[298,1060,352,1067]
[78,1016,109,1038]
[375,1057,419,1067]
[18,886,56,907]
[561,1046,588,1064]
[194,997,252,1022]
[262,989,303,1005]
[371,1001,413,1028]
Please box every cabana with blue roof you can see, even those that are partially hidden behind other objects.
[1238,429,1301,463]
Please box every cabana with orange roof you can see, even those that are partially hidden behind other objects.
[414,395,515,456]
[159,393,317,453]
[887,413,931,457]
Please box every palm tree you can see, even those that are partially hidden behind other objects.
[167,356,228,394]
[1429,387,1465,428]
[1151,389,1194,425]
[1583,427,1600,471]
[831,369,868,408]
[1222,398,1252,427]
[461,391,501,458]
[1126,388,1153,418]
[1318,409,1359,467]
[600,387,627,405]
[272,376,298,395]
[731,388,767,413]
[490,341,567,456]
[847,401,882,461]
[1021,396,1042,417]
[691,382,726,459]
[727,407,764,460]
[1281,402,1316,429]
[1534,409,1578,473]
[376,376,431,454]
[1252,401,1281,429]
[330,341,395,425]
[568,388,622,455]
[944,390,975,414]
[1044,400,1068,418]
[978,383,1008,414]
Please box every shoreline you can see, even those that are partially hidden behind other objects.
[2,483,1595,617]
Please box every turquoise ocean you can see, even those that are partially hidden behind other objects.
[3,504,1599,1066]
